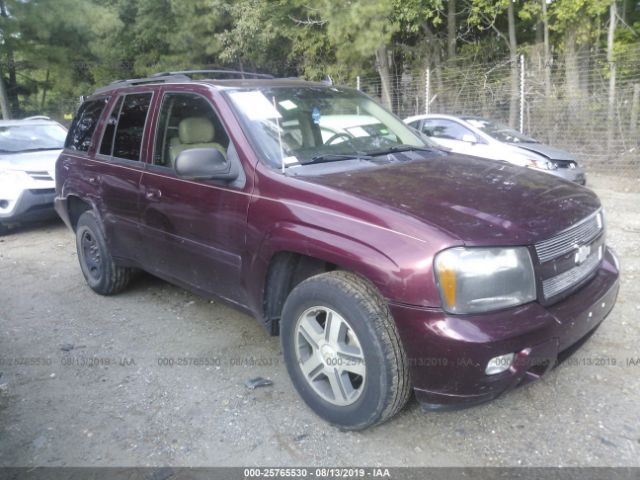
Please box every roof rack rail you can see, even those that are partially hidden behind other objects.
[151,69,275,79]
[92,69,275,95]
[93,73,192,94]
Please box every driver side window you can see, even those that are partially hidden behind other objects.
[153,93,229,168]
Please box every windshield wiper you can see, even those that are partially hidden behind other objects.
[366,144,440,156]
[303,153,374,165]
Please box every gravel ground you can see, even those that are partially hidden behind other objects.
[0,173,639,467]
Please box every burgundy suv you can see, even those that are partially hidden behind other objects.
[55,70,620,430]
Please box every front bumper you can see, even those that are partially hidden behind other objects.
[547,166,587,185]
[0,188,57,224]
[391,247,619,410]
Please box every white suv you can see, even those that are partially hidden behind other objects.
[0,117,67,234]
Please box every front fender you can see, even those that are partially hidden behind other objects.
[245,219,446,316]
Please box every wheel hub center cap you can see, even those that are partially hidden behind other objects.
[320,344,337,365]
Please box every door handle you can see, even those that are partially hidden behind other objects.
[88,176,98,185]
[145,188,162,199]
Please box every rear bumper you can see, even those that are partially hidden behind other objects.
[0,188,57,224]
[390,247,619,410]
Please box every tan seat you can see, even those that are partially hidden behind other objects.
[168,117,226,166]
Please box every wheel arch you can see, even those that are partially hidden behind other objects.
[252,222,402,335]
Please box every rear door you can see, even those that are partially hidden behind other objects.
[139,88,251,306]
[94,91,154,262]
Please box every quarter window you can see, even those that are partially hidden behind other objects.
[111,93,152,161]
[65,97,108,152]
[99,96,124,156]
[153,93,229,168]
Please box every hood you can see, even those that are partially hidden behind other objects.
[301,154,599,245]
[0,149,61,173]
[510,142,576,161]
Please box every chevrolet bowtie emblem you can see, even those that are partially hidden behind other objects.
[574,244,591,265]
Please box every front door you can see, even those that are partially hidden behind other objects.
[139,91,251,306]
[422,119,499,160]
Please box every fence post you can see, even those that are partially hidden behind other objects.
[425,67,430,115]
[631,84,640,143]
[356,76,361,91]
[520,54,525,133]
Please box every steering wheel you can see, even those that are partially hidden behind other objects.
[325,133,352,145]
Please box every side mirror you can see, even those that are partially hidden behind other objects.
[461,133,478,144]
[175,148,238,181]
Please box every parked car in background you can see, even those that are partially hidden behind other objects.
[56,71,617,430]
[404,114,586,185]
[0,117,67,234]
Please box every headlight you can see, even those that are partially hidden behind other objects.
[434,247,536,314]
[0,169,28,201]
[0,168,27,181]
[525,158,556,170]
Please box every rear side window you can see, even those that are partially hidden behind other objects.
[110,93,152,161]
[65,98,108,152]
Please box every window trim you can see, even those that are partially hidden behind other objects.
[150,90,235,173]
[95,91,155,165]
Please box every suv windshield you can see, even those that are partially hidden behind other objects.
[227,86,431,167]
[463,117,537,144]
[0,123,67,153]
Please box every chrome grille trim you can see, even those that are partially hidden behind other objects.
[542,248,601,299]
[26,170,54,182]
[535,210,602,263]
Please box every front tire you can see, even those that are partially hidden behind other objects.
[0,223,8,236]
[75,211,132,295]
[281,271,411,430]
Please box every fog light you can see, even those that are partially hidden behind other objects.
[485,353,515,375]
[0,200,8,209]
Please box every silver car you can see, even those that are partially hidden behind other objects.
[404,114,586,185]
[0,117,67,234]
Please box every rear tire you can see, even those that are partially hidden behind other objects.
[75,211,132,295]
[281,271,411,430]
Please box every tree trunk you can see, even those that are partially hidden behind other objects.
[564,27,579,114]
[0,67,9,119]
[447,0,456,60]
[0,0,18,115]
[630,84,640,145]
[40,69,50,110]
[542,0,551,98]
[606,0,617,155]
[376,45,393,111]
[507,0,518,128]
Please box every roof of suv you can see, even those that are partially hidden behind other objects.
[92,70,331,95]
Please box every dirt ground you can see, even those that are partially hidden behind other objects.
[0,173,639,467]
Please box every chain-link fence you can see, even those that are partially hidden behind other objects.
[355,46,640,176]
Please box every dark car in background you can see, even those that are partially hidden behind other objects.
[55,71,618,430]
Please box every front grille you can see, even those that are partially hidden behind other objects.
[542,247,601,298]
[29,188,55,195]
[26,170,54,182]
[535,210,603,263]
